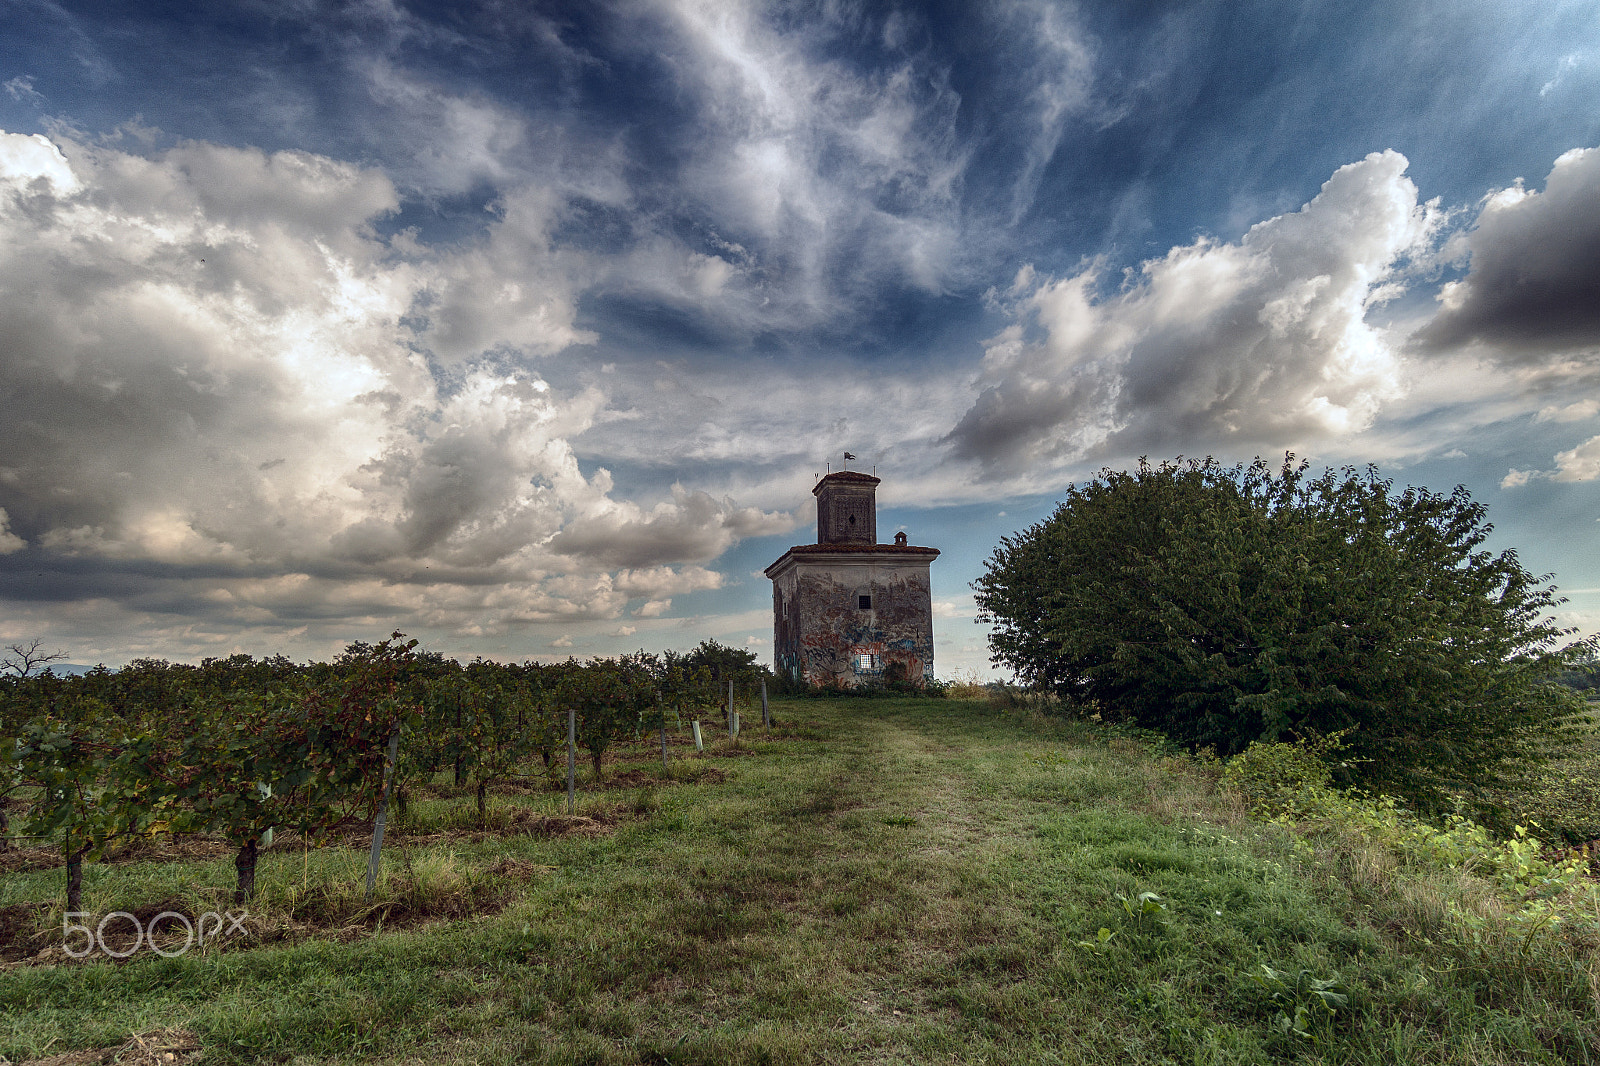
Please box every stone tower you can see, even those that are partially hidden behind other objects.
[765,470,939,687]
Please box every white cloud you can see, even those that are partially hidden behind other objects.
[634,599,672,618]
[1494,433,1600,487]
[1554,435,1600,482]
[0,131,79,195]
[614,565,725,598]
[1536,399,1600,423]
[996,0,1095,224]
[1540,54,1581,98]
[549,634,574,648]
[0,130,779,644]
[946,151,1438,474]
[358,58,531,196]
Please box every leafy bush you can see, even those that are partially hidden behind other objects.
[1219,732,1341,815]
[974,455,1591,806]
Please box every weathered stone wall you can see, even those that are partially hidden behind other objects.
[771,565,806,682]
[772,556,934,687]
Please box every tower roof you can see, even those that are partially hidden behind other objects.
[762,542,939,578]
[812,470,880,495]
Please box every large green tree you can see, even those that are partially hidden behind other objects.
[973,456,1591,803]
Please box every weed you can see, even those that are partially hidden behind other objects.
[1248,964,1348,1043]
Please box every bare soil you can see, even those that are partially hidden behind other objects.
[13,1026,201,1066]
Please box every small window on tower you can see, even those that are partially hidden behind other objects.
[855,653,876,673]
[858,594,871,610]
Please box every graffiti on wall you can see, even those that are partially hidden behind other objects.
[772,562,934,687]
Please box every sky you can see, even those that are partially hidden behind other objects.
[1,0,1598,676]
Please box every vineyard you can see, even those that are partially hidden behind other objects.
[0,635,771,916]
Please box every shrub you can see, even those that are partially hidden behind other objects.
[1220,732,1341,815]
[974,455,1592,807]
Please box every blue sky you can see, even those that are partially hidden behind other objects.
[1,0,1598,675]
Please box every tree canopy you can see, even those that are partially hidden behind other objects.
[972,456,1591,804]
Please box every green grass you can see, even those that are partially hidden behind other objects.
[2,698,1597,1064]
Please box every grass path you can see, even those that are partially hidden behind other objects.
[3,698,1597,1065]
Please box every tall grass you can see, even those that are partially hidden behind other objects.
[1,698,1596,1064]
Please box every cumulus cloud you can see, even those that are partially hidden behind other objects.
[1415,146,1600,359]
[0,130,778,645]
[1554,435,1600,482]
[946,151,1438,472]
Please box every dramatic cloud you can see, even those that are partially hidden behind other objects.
[1416,147,1600,360]
[0,129,785,650]
[946,151,1437,472]
[4,2,1600,670]
[592,0,1088,329]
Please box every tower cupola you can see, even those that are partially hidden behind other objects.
[813,471,879,545]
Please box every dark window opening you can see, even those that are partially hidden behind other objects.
[858,594,872,610]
